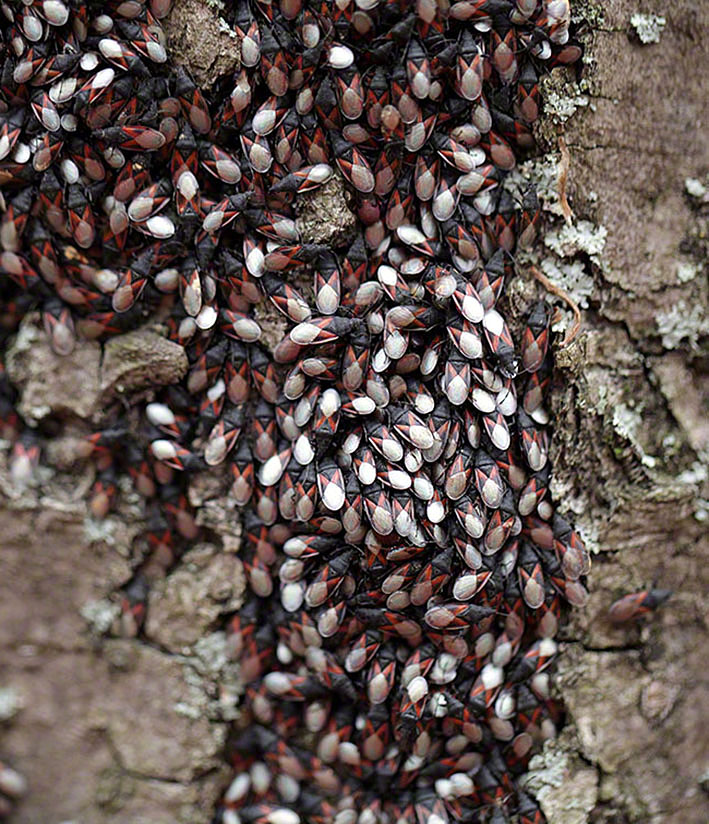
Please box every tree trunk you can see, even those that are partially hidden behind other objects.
[1,1,707,822]
[521,3,709,822]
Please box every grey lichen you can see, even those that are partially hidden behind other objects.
[81,598,122,635]
[677,261,700,284]
[176,631,241,722]
[192,631,231,676]
[612,403,658,468]
[505,156,568,218]
[0,686,23,721]
[630,13,666,44]
[544,84,590,124]
[217,16,238,38]
[655,301,709,350]
[573,2,604,28]
[544,220,607,263]
[695,498,709,523]
[685,177,707,200]
[505,153,606,316]
[678,461,708,487]
[84,515,125,547]
[541,258,596,309]
[522,730,599,824]
[547,471,602,554]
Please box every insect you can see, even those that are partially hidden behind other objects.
[608,589,672,624]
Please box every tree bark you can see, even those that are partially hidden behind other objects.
[520,2,709,822]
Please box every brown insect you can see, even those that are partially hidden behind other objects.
[609,589,672,623]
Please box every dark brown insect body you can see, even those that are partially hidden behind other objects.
[608,589,672,623]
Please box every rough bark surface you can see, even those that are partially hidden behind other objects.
[1,1,707,822]
[520,2,709,822]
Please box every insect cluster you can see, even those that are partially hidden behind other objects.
[0,0,589,822]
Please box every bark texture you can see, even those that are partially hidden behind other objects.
[1,1,707,822]
[521,2,709,822]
